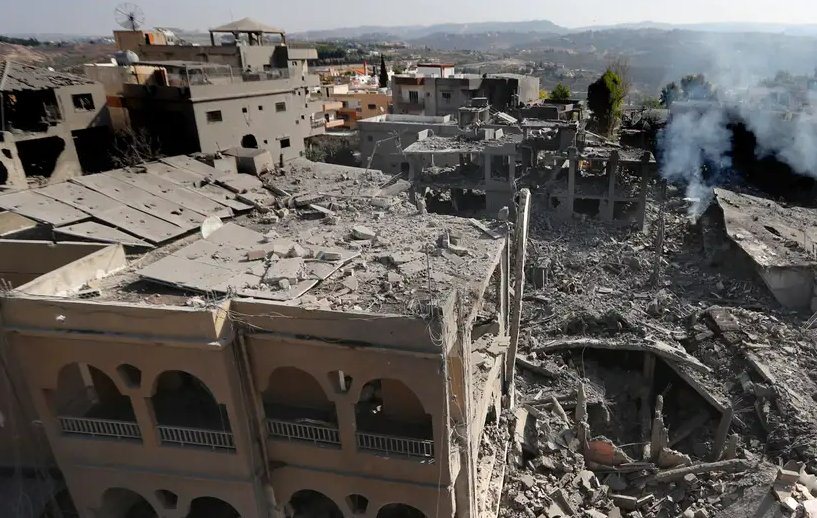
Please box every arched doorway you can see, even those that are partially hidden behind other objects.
[286,490,343,518]
[151,371,233,449]
[376,504,426,518]
[355,379,433,458]
[185,497,240,518]
[264,367,339,446]
[241,134,258,148]
[99,488,157,518]
[53,363,139,440]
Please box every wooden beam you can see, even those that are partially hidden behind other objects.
[504,188,531,403]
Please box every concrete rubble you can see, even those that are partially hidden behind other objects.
[498,184,817,518]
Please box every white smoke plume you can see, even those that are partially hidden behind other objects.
[657,38,817,218]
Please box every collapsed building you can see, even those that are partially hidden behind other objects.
[0,156,524,518]
[0,60,111,190]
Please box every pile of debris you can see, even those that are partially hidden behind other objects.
[501,186,817,517]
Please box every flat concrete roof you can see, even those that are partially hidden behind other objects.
[35,158,507,316]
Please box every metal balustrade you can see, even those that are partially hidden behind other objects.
[356,432,434,459]
[58,416,142,440]
[266,418,341,447]
[157,425,235,450]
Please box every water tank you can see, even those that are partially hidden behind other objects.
[114,50,140,66]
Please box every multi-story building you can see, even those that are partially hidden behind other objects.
[316,85,392,130]
[0,156,515,518]
[392,70,539,119]
[0,60,110,190]
[121,18,319,162]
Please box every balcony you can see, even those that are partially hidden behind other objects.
[53,363,141,443]
[356,431,434,459]
[266,418,340,447]
[396,100,425,113]
[157,425,235,450]
[59,416,142,441]
[325,119,345,129]
[151,370,235,451]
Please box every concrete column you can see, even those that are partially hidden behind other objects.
[567,147,577,217]
[508,157,516,187]
[636,152,652,231]
[334,395,358,459]
[130,395,161,448]
[605,151,619,222]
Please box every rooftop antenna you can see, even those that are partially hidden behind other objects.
[115,2,146,31]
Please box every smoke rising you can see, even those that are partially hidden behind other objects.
[657,40,817,218]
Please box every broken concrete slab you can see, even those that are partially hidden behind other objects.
[352,225,376,240]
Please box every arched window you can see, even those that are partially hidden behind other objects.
[151,371,230,431]
[376,503,426,518]
[355,379,432,439]
[241,134,259,148]
[99,488,157,518]
[185,497,240,518]
[286,490,342,518]
[355,379,434,458]
[52,363,140,440]
[264,367,339,447]
[151,371,234,450]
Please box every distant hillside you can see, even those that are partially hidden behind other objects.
[291,20,817,42]
[290,20,569,41]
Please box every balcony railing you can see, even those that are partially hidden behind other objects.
[356,432,434,459]
[267,418,341,447]
[58,416,142,441]
[157,425,235,450]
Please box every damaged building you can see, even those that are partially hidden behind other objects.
[0,60,111,190]
[0,156,524,518]
[120,19,319,161]
[392,67,539,118]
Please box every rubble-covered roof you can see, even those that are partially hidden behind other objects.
[404,133,522,154]
[714,188,817,268]
[0,156,251,247]
[0,60,96,91]
[73,158,507,315]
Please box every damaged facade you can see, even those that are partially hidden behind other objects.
[0,157,519,518]
[115,18,319,161]
[0,60,111,190]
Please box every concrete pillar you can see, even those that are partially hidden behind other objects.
[508,156,516,187]
[131,395,161,448]
[567,147,577,217]
[334,395,358,460]
[605,151,619,222]
[636,152,652,230]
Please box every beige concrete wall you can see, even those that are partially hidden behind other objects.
[0,241,108,288]
[138,45,243,68]
[55,83,109,131]
[65,463,263,518]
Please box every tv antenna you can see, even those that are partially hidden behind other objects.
[115,3,145,31]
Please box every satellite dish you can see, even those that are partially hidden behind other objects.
[114,2,145,31]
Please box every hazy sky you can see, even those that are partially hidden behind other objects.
[1,0,816,35]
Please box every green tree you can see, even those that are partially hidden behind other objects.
[538,89,549,100]
[392,63,406,74]
[587,69,625,135]
[379,55,389,88]
[680,74,715,100]
[550,83,571,101]
[660,82,681,107]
